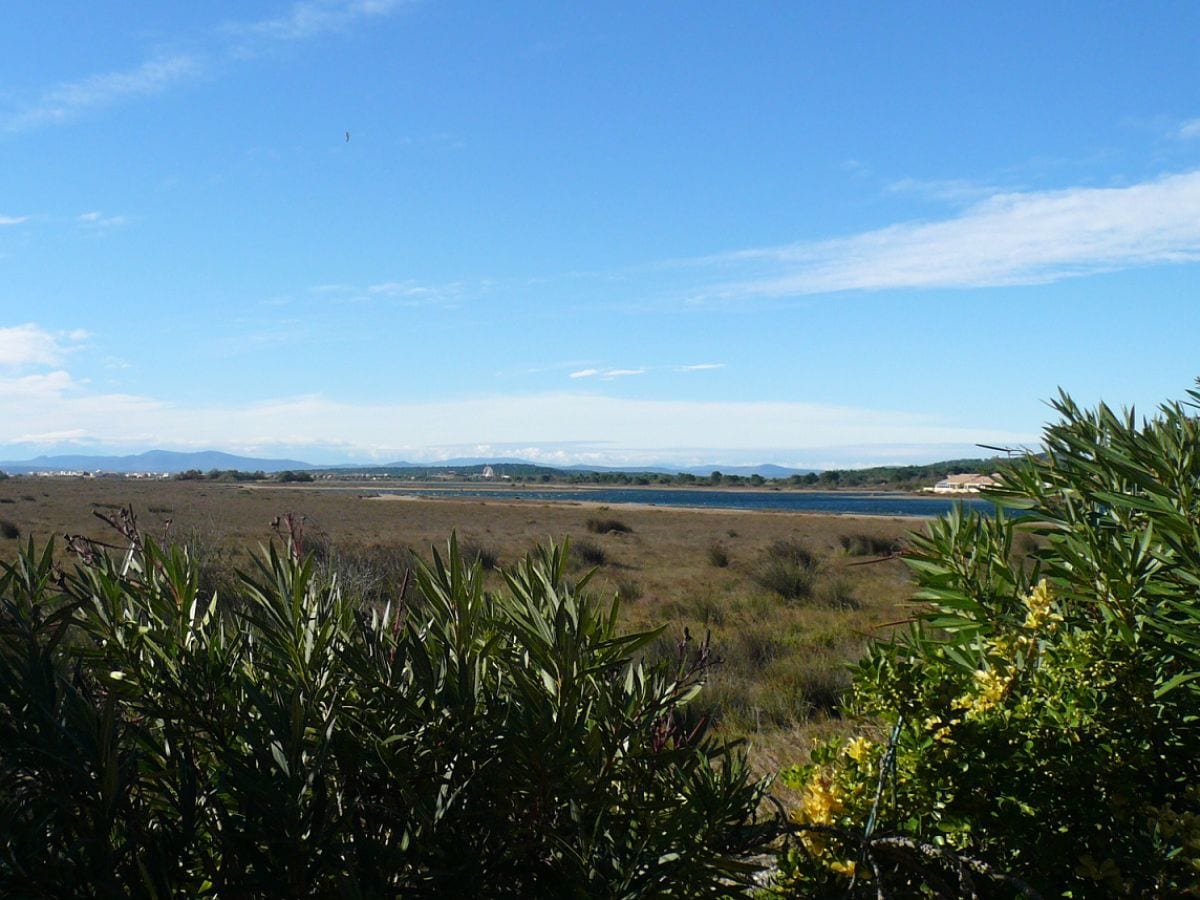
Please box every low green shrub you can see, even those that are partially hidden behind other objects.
[707,542,730,567]
[0,526,773,896]
[0,521,17,540]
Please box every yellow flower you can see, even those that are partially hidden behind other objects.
[844,736,872,764]
[1023,579,1061,630]
[829,859,857,878]
[954,667,1009,716]
[796,773,844,826]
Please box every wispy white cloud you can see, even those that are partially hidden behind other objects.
[0,324,88,369]
[572,364,723,379]
[2,2,411,133]
[224,0,412,46]
[884,177,1006,205]
[367,280,464,305]
[696,169,1200,298]
[3,55,202,134]
[0,215,28,226]
[301,278,470,307]
[77,211,127,230]
[1179,119,1200,140]
[569,367,645,380]
[0,371,79,399]
[12,428,90,445]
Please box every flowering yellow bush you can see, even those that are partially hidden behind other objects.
[770,386,1200,897]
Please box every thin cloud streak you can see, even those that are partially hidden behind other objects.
[697,170,1200,299]
[3,56,202,133]
[883,177,1004,204]
[569,368,646,380]
[2,1,411,133]
[224,0,412,45]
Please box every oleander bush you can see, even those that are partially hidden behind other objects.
[0,521,773,896]
[771,386,1200,897]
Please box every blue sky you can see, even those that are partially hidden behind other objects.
[2,1,1199,468]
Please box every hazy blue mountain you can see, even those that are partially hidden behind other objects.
[0,450,315,475]
[378,457,546,468]
[1,450,818,478]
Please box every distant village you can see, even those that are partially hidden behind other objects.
[923,473,999,494]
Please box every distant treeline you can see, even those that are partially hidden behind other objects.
[172,458,1006,491]
[543,457,1004,490]
[789,457,1006,491]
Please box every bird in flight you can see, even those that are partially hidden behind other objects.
[345,131,350,142]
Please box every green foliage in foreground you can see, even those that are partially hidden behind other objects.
[0,530,772,897]
[773,386,1200,897]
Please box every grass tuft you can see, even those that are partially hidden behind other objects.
[816,577,860,610]
[839,532,901,556]
[586,517,632,534]
[457,539,500,571]
[750,538,819,600]
[570,538,607,568]
[615,576,643,602]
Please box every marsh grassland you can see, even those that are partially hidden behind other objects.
[0,476,919,770]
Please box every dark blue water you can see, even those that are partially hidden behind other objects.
[370,487,995,517]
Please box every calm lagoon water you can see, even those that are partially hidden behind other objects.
[370,487,996,517]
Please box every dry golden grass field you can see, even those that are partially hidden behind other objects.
[0,476,925,772]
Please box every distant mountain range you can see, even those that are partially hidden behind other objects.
[0,450,817,478]
[373,458,817,477]
[0,450,315,475]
